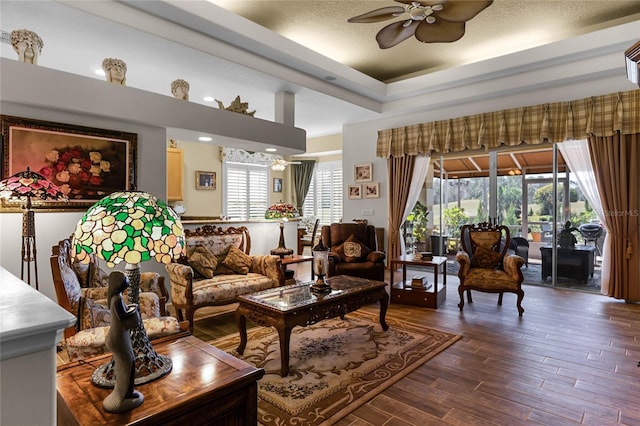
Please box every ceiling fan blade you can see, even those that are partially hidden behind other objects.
[348,6,405,23]
[436,0,493,23]
[376,21,419,49]
[376,21,418,49]
[414,20,465,43]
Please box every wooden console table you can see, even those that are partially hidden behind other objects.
[540,246,596,283]
[389,254,447,308]
[57,335,264,425]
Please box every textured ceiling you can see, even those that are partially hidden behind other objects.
[209,0,640,82]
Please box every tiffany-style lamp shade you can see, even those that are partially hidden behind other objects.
[0,167,67,289]
[72,191,185,387]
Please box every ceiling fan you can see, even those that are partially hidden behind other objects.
[348,0,493,49]
[271,158,301,171]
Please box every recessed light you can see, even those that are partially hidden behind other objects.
[198,136,212,142]
[203,96,215,102]
[94,68,105,76]
[265,148,277,152]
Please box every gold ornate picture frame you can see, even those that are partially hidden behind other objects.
[1,115,137,212]
[196,171,216,190]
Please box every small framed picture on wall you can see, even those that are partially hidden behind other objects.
[348,184,362,199]
[364,182,380,198]
[354,163,372,183]
[196,171,216,190]
[273,177,283,193]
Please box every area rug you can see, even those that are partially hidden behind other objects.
[209,311,461,426]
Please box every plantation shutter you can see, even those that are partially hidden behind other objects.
[224,162,268,220]
[302,161,342,224]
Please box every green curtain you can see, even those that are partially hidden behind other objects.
[292,160,316,214]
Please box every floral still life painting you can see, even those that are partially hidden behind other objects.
[1,115,136,210]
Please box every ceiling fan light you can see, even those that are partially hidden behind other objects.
[426,16,436,24]
[432,4,444,12]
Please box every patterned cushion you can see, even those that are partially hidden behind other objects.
[191,273,278,305]
[64,316,181,361]
[462,269,520,291]
[469,230,502,269]
[471,245,503,269]
[79,297,111,330]
[188,245,219,278]
[186,234,244,257]
[334,234,371,263]
[222,246,253,274]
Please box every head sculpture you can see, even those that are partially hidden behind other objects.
[11,29,43,64]
[170,79,190,100]
[102,58,127,85]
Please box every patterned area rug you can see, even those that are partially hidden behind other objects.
[209,311,461,426]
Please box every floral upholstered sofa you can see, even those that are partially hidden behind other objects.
[51,238,185,361]
[165,225,284,331]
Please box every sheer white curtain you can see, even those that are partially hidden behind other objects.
[558,139,609,290]
[400,155,431,255]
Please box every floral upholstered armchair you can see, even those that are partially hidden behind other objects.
[51,238,184,361]
[456,222,525,316]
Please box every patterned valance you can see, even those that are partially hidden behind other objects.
[377,89,640,158]
[220,147,281,164]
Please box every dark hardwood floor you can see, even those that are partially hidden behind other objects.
[192,263,640,425]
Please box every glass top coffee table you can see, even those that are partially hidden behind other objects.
[235,275,389,376]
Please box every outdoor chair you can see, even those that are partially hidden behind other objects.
[509,237,529,268]
[456,222,526,316]
[579,223,604,256]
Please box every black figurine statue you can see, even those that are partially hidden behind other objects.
[102,271,144,413]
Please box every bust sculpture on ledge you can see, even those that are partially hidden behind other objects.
[102,58,127,86]
[11,29,43,65]
[171,79,190,101]
[102,271,144,413]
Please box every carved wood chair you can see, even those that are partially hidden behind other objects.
[456,222,525,316]
[298,218,319,255]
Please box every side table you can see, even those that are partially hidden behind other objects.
[390,254,447,308]
[57,335,264,425]
[280,254,315,285]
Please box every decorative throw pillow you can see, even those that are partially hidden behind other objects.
[334,234,371,263]
[79,297,111,330]
[222,246,253,275]
[471,245,503,269]
[188,245,219,278]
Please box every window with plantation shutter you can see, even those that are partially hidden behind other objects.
[302,161,342,224]
[223,162,268,220]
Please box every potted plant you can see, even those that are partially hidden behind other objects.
[406,201,430,252]
[558,221,579,249]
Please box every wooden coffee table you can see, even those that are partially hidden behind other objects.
[235,275,389,376]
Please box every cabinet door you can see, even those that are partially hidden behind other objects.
[167,147,184,201]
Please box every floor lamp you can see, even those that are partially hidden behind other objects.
[0,167,67,289]
[71,190,185,387]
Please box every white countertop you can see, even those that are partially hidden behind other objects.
[0,266,76,360]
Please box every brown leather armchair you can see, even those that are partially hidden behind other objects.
[320,223,386,282]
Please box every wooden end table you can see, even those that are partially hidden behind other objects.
[56,335,264,425]
[280,254,315,285]
[235,275,389,377]
[390,254,447,308]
